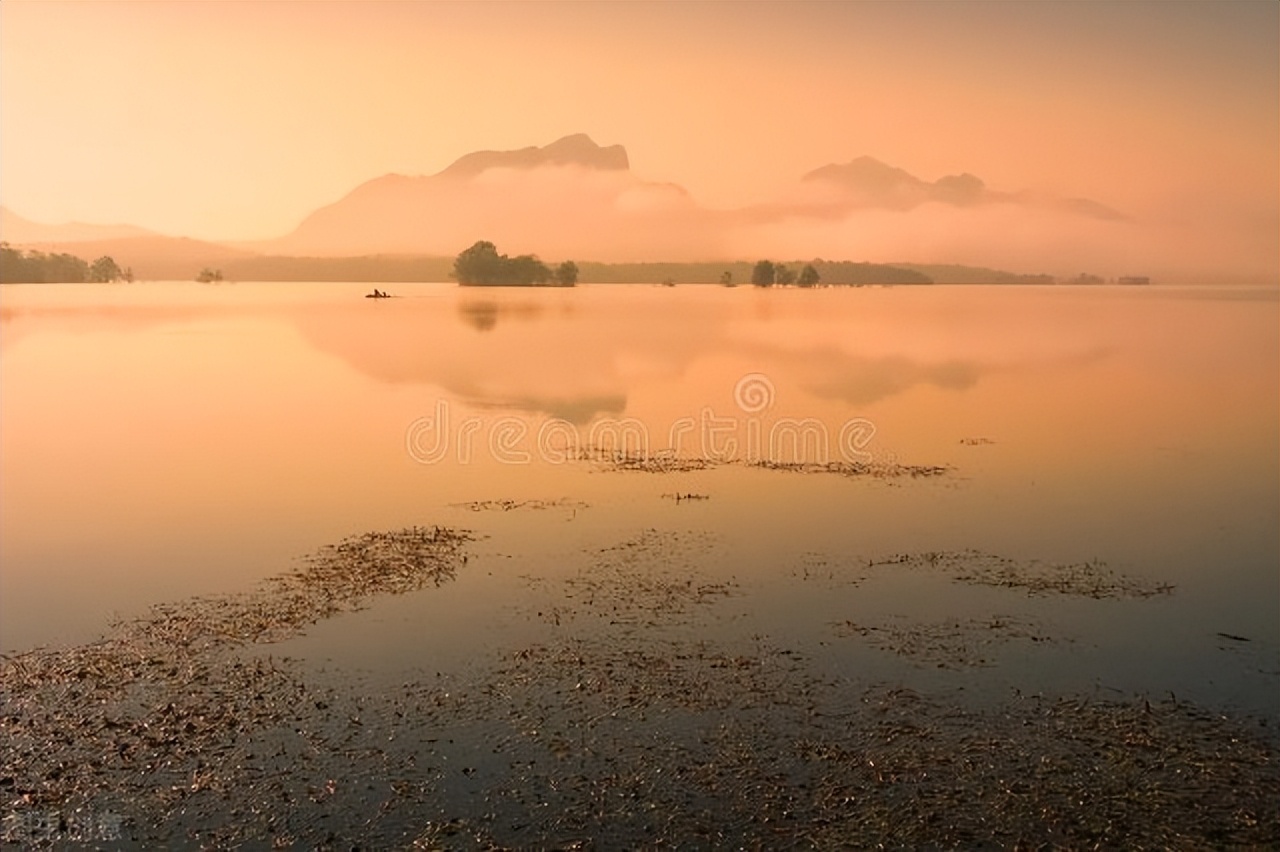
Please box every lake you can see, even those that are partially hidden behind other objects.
[1,280,1277,845]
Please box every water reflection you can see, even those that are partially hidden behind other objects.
[808,356,982,405]
[0,282,1276,722]
[465,393,628,425]
[457,299,546,332]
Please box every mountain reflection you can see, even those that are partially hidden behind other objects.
[806,357,982,406]
[2,283,1144,424]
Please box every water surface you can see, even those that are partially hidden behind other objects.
[2,281,1276,716]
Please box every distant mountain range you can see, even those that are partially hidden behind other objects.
[1,209,253,280]
[1,206,158,243]
[1,133,1137,279]
[260,134,711,259]
[259,135,1129,260]
[795,156,1128,221]
[437,133,630,179]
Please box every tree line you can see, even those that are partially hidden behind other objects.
[453,241,578,287]
[0,244,131,283]
[749,260,821,287]
[574,260,932,286]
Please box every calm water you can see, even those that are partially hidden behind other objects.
[2,281,1277,716]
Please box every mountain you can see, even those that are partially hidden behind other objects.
[3,137,1140,278]
[437,133,629,179]
[267,134,723,261]
[0,206,157,244]
[796,156,1128,221]
[802,157,940,209]
[13,235,253,281]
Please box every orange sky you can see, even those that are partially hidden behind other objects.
[1,1,1276,277]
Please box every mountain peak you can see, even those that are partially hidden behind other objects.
[799,156,1125,220]
[438,134,629,179]
[802,156,922,191]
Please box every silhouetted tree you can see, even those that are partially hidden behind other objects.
[751,260,775,287]
[0,243,32,282]
[775,263,796,286]
[88,256,123,283]
[454,241,566,286]
[554,260,579,287]
[508,254,551,286]
[47,252,89,282]
[453,241,506,285]
[0,243,90,283]
[798,264,820,288]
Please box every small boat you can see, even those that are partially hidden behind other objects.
[365,289,393,299]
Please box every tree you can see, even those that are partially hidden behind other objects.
[775,263,796,286]
[0,243,33,283]
[46,252,90,282]
[453,240,505,285]
[554,260,579,287]
[751,260,775,287]
[88,256,123,283]
[509,254,551,286]
[2,244,91,283]
[453,241,568,287]
[798,264,820,288]
[719,270,734,287]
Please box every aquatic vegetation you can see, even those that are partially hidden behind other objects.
[869,549,1175,598]
[577,446,951,479]
[3,525,1274,848]
[834,615,1057,669]
[452,498,589,513]
[748,458,952,478]
[576,446,720,473]
[663,492,710,502]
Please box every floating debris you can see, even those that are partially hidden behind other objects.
[833,615,1058,669]
[530,529,736,630]
[869,549,1175,599]
[3,526,1273,849]
[749,459,952,478]
[577,446,950,479]
[452,498,589,513]
[796,688,1279,850]
[577,447,719,473]
[0,526,471,846]
[1213,632,1279,678]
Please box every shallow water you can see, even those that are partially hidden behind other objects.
[2,281,1277,717]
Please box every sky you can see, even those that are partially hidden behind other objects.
[1,1,1276,277]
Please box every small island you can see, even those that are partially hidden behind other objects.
[453,240,577,287]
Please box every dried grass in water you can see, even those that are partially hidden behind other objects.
[3,525,1275,849]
